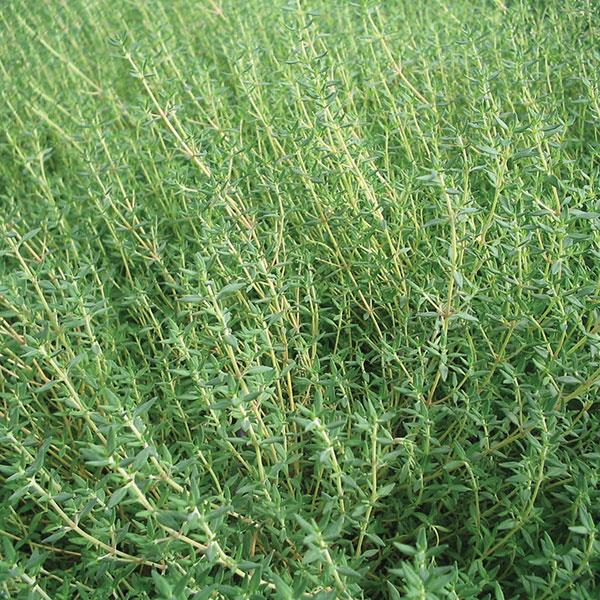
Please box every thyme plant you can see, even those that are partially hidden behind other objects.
[1,0,599,598]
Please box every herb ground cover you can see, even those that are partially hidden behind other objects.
[1,0,599,598]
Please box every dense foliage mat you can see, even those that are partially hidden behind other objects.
[1,1,599,598]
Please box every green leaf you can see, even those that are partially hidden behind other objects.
[387,582,402,600]
[151,570,172,597]
[336,565,361,578]
[223,333,239,349]
[218,282,246,298]
[180,295,203,303]
[568,526,590,535]
[107,485,130,509]
[133,446,156,470]
[393,542,416,556]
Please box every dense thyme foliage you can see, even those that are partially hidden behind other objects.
[1,1,599,598]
